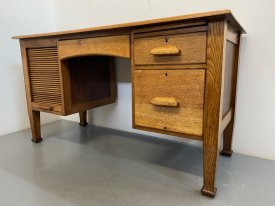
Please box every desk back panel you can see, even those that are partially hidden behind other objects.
[61,56,116,115]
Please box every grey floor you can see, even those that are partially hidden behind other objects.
[0,120,274,206]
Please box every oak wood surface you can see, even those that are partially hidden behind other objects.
[133,125,203,141]
[12,10,245,39]
[134,69,205,136]
[58,35,130,60]
[20,38,57,48]
[20,42,42,142]
[222,33,241,156]
[134,25,207,39]
[201,20,225,197]
[222,40,236,116]
[31,102,63,114]
[27,47,62,111]
[150,97,178,107]
[21,38,63,115]
[14,10,244,197]
[135,64,206,70]
[134,32,206,65]
[150,45,181,56]
[133,20,207,34]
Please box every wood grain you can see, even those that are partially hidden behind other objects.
[27,47,63,111]
[222,40,236,116]
[21,38,57,48]
[133,20,206,34]
[134,25,207,39]
[150,45,181,56]
[31,102,63,114]
[19,41,42,142]
[150,97,178,107]
[58,35,130,60]
[222,33,241,156]
[14,11,244,196]
[134,32,206,65]
[201,20,225,197]
[12,10,245,39]
[133,125,203,141]
[135,64,206,70]
[134,69,205,136]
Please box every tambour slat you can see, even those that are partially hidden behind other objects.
[28,50,57,53]
[32,95,62,101]
[29,71,60,74]
[32,94,62,98]
[29,62,59,64]
[32,80,59,83]
[32,97,62,102]
[27,47,62,106]
[28,52,57,54]
[28,58,58,61]
[29,65,59,67]
[29,74,60,77]
[29,62,59,65]
[31,80,60,83]
[32,87,61,91]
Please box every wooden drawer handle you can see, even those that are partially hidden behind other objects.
[150,97,178,107]
[150,46,181,56]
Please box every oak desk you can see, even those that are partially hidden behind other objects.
[13,10,245,197]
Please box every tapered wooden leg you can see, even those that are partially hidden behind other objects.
[79,111,88,126]
[201,134,219,197]
[28,110,42,143]
[221,117,234,156]
[201,21,225,197]
[221,34,241,157]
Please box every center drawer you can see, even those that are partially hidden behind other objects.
[133,69,205,136]
[134,32,206,65]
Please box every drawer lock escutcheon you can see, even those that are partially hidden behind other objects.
[150,97,178,107]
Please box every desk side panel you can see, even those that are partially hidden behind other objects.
[20,38,64,115]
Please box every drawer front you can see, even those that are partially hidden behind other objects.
[134,69,205,136]
[134,32,206,65]
[27,47,63,114]
[58,35,130,60]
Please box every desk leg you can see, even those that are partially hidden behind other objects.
[221,116,234,156]
[222,35,241,157]
[201,135,219,197]
[201,20,225,197]
[79,111,88,126]
[28,109,42,143]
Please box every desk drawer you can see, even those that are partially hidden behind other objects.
[134,32,206,65]
[58,35,130,60]
[133,69,205,136]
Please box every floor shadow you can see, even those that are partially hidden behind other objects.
[44,120,203,177]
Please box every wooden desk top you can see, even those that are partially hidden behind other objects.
[12,10,245,39]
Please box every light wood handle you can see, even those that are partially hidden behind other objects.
[150,46,181,56]
[150,97,178,107]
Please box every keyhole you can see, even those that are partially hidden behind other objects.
[165,73,168,76]
[165,37,168,42]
